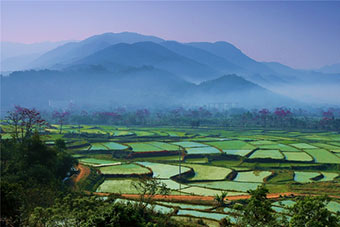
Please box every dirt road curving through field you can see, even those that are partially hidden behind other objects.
[74,164,90,183]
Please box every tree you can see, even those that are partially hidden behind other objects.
[132,177,170,207]
[234,185,278,227]
[289,196,339,227]
[6,106,47,141]
[214,191,228,207]
[52,110,70,134]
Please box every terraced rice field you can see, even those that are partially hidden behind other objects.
[89,143,108,150]
[294,171,321,183]
[319,172,339,182]
[172,141,208,148]
[291,143,318,149]
[206,140,255,151]
[148,142,179,151]
[99,163,150,175]
[259,144,299,152]
[96,179,140,194]
[79,158,119,165]
[102,142,128,150]
[224,150,253,156]
[190,181,261,192]
[180,186,224,196]
[234,171,272,183]
[185,146,221,155]
[249,149,284,159]
[127,143,163,152]
[304,149,340,164]
[138,162,190,178]
[283,152,313,162]
[184,164,232,181]
[177,210,229,221]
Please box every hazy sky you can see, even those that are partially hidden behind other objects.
[1,1,340,69]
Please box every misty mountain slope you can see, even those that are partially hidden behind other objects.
[74,41,220,81]
[317,63,340,74]
[159,41,243,73]
[188,41,274,74]
[1,67,194,109]
[1,68,296,111]
[1,41,71,72]
[188,74,296,106]
[31,32,165,69]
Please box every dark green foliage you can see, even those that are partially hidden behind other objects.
[234,185,278,227]
[0,134,77,225]
[29,194,181,227]
[289,196,340,227]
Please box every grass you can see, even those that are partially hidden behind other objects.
[99,163,150,175]
[249,149,284,160]
[283,152,313,162]
[184,164,232,181]
[233,170,272,183]
[304,149,340,164]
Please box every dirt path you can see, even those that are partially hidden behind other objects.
[74,164,90,183]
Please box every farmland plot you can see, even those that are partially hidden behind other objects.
[99,163,150,175]
[259,144,299,152]
[283,152,313,162]
[184,164,232,181]
[319,172,339,182]
[291,143,317,149]
[249,150,284,160]
[234,171,272,183]
[127,143,163,152]
[224,150,253,157]
[294,171,321,183]
[304,149,340,164]
[206,140,255,151]
[190,181,261,192]
[172,141,208,148]
[102,142,128,150]
[185,146,221,155]
[137,162,190,178]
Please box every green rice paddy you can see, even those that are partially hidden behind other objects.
[283,152,313,162]
[249,149,284,159]
[234,171,272,183]
[184,164,232,181]
[99,163,150,175]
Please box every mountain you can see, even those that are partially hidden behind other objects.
[31,32,165,69]
[316,63,340,74]
[159,41,243,73]
[188,41,274,74]
[1,69,291,111]
[74,42,220,82]
[0,41,70,72]
[190,74,294,106]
